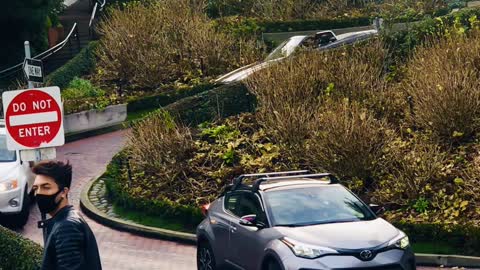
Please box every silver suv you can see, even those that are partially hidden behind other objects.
[196,171,416,270]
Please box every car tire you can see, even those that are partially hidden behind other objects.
[12,187,30,228]
[197,241,216,270]
[266,259,282,270]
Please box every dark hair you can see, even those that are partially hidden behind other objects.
[33,160,73,189]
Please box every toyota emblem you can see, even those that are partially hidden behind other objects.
[360,250,373,260]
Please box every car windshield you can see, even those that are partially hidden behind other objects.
[0,135,16,162]
[264,37,305,61]
[265,185,375,227]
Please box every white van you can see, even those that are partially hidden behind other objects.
[0,120,36,228]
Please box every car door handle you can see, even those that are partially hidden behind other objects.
[230,226,237,233]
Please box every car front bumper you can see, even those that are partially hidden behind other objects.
[0,187,23,214]
[281,248,416,270]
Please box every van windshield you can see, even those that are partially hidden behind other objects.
[0,135,16,162]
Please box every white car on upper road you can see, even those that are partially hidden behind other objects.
[0,120,36,228]
[216,29,378,83]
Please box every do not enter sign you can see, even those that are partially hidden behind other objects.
[2,87,64,150]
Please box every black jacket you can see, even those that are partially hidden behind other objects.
[38,205,102,270]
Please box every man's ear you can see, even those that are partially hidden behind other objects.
[62,187,70,198]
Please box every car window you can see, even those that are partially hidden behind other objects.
[0,135,16,162]
[265,185,375,227]
[237,193,261,217]
[225,193,242,216]
[226,192,267,223]
[315,31,336,46]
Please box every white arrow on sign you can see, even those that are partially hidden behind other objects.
[23,58,44,82]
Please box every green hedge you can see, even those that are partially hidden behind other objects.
[103,153,203,229]
[259,17,371,33]
[46,41,98,89]
[214,16,372,40]
[127,83,216,113]
[164,82,256,126]
[383,8,480,61]
[0,226,43,270]
[395,222,480,256]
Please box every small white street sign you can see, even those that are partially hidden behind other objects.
[23,58,44,83]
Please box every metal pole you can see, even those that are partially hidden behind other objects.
[24,41,47,241]
[24,41,34,89]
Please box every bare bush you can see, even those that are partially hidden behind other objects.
[246,39,391,146]
[96,0,263,90]
[404,31,480,142]
[372,136,447,207]
[127,110,194,190]
[246,52,325,146]
[305,99,394,190]
[250,0,321,20]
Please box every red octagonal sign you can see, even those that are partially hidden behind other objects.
[2,87,64,150]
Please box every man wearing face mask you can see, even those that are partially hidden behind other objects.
[32,160,102,270]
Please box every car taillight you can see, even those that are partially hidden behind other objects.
[201,203,210,217]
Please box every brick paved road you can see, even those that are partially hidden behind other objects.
[16,130,467,270]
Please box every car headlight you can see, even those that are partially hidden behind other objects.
[0,179,18,192]
[280,237,338,259]
[388,232,410,250]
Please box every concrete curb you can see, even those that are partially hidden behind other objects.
[79,173,480,267]
[415,253,480,268]
[65,123,125,143]
[79,176,197,245]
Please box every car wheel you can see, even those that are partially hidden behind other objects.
[12,187,30,228]
[197,241,216,270]
[267,259,282,270]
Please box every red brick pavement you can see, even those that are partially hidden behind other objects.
[15,130,465,270]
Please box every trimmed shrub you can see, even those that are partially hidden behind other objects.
[46,41,98,89]
[0,225,43,270]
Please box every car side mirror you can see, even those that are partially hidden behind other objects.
[369,204,385,215]
[239,214,266,229]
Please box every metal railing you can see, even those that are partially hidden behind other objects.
[0,0,106,83]
[89,0,106,36]
[0,23,78,80]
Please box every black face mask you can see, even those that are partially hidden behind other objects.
[36,189,64,214]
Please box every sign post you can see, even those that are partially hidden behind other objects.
[24,41,35,88]
[17,41,59,239]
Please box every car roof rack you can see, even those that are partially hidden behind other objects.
[252,173,339,191]
[231,170,309,191]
